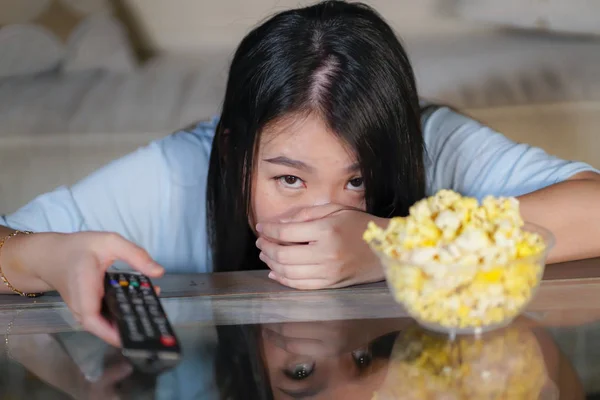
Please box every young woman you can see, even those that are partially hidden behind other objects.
[0,1,599,346]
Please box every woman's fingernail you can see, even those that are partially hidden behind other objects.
[150,263,164,273]
[256,223,263,232]
[268,272,275,280]
[255,239,261,248]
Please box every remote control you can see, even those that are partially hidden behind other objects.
[103,271,181,374]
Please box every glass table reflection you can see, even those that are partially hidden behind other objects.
[0,262,599,399]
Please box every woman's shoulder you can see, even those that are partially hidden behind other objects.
[418,104,599,198]
[420,104,501,164]
[420,104,473,139]
[157,116,217,187]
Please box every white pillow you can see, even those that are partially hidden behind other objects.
[0,24,64,78]
[453,0,600,36]
[62,14,137,74]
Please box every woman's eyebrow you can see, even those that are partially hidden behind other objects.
[264,157,360,174]
[264,156,314,172]
[346,162,360,173]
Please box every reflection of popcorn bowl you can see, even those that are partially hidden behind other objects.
[364,190,555,335]
[373,323,558,400]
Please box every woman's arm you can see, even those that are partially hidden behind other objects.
[0,137,176,343]
[0,127,190,288]
[0,141,170,295]
[423,106,600,264]
[518,171,600,263]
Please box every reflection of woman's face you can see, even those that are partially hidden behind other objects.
[260,319,410,399]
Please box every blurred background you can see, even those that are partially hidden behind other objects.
[1,0,600,214]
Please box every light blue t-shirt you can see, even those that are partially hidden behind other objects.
[1,107,596,273]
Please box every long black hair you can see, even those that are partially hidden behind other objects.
[206,0,425,272]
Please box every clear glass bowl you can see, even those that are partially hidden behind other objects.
[370,222,555,336]
[374,322,559,399]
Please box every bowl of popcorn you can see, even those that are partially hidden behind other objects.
[372,323,558,400]
[363,190,554,335]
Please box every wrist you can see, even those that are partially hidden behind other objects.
[0,232,52,294]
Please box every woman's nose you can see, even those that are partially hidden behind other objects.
[309,188,351,207]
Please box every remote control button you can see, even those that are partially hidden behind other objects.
[140,282,151,289]
[119,280,128,287]
[124,317,144,341]
[153,317,167,327]
[110,279,119,287]
[160,335,176,347]
[131,281,140,288]
[143,295,157,305]
[148,305,161,316]
[135,304,148,316]
[155,320,171,336]
[119,303,132,314]
[140,317,156,338]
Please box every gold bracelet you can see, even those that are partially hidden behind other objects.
[0,230,44,297]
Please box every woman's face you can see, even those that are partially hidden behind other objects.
[251,114,367,226]
[260,319,406,399]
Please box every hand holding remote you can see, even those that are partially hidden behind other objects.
[2,231,164,346]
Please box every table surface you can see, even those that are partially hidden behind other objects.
[1,258,600,399]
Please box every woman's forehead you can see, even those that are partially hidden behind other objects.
[259,114,357,163]
[259,113,320,144]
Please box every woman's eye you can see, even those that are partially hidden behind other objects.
[351,347,373,369]
[347,177,364,190]
[283,362,315,380]
[276,175,305,189]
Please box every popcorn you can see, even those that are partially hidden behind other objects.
[364,190,548,331]
[373,325,549,399]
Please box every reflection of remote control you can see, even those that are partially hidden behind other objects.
[103,271,181,374]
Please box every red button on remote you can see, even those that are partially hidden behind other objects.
[141,282,151,289]
[160,335,176,347]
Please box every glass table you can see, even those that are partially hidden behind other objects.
[1,258,599,399]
